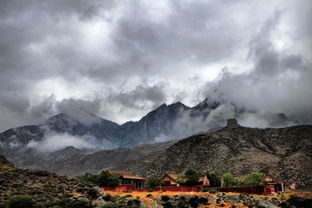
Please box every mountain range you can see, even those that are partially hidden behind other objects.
[0,98,294,151]
[0,99,303,183]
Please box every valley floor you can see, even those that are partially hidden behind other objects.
[102,190,312,208]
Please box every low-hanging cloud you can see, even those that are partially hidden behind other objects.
[27,132,96,152]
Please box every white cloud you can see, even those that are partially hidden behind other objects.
[27,133,96,152]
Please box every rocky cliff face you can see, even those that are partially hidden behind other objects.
[119,120,312,188]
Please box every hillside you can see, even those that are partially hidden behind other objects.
[0,155,94,206]
[45,140,177,176]
[118,120,312,188]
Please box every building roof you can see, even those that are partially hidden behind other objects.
[264,174,283,184]
[162,173,179,182]
[163,173,207,183]
[107,170,145,180]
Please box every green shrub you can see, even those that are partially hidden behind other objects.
[101,202,118,208]
[146,177,162,188]
[198,196,209,205]
[0,202,8,208]
[206,173,222,187]
[102,194,112,201]
[76,173,99,184]
[176,169,200,186]
[86,188,99,199]
[239,172,265,187]
[222,173,238,187]
[66,200,93,208]
[208,189,219,194]
[188,195,199,207]
[127,198,141,206]
[76,171,121,187]
[51,199,93,208]
[29,169,50,177]
[161,195,170,202]
[8,195,34,208]
[97,171,121,187]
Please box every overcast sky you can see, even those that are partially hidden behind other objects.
[0,0,311,131]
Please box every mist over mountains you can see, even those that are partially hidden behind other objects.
[0,97,310,188]
[0,98,295,154]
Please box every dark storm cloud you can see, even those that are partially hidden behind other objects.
[0,0,311,131]
[109,85,166,109]
[89,0,239,80]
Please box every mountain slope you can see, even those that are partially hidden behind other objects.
[119,120,312,188]
[116,102,190,146]
[44,140,177,176]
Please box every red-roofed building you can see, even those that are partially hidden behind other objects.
[161,173,210,187]
[263,174,285,193]
[107,170,146,189]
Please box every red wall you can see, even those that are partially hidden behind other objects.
[214,186,265,194]
[101,185,271,194]
[100,186,203,192]
[101,185,136,191]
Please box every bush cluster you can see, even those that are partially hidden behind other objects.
[76,171,121,187]
[145,177,162,188]
[221,172,265,187]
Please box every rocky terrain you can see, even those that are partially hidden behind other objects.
[107,190,312,208]
[1,154,312,208]
[0,155,90,206]
[118,120,312,188]
[0,155,146,208]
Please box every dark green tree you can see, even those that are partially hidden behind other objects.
[97,171,121,187]
[240,172,265,186]
[76,172,99,184]
[222,173,238,187]
[206,173,222,187]
[86,188,100,199]
[184,169,199,186]
[146,177,162,188]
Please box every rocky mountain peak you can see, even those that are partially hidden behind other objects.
[226,118,241,129]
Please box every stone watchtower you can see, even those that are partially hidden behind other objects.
[226,118,240,129]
